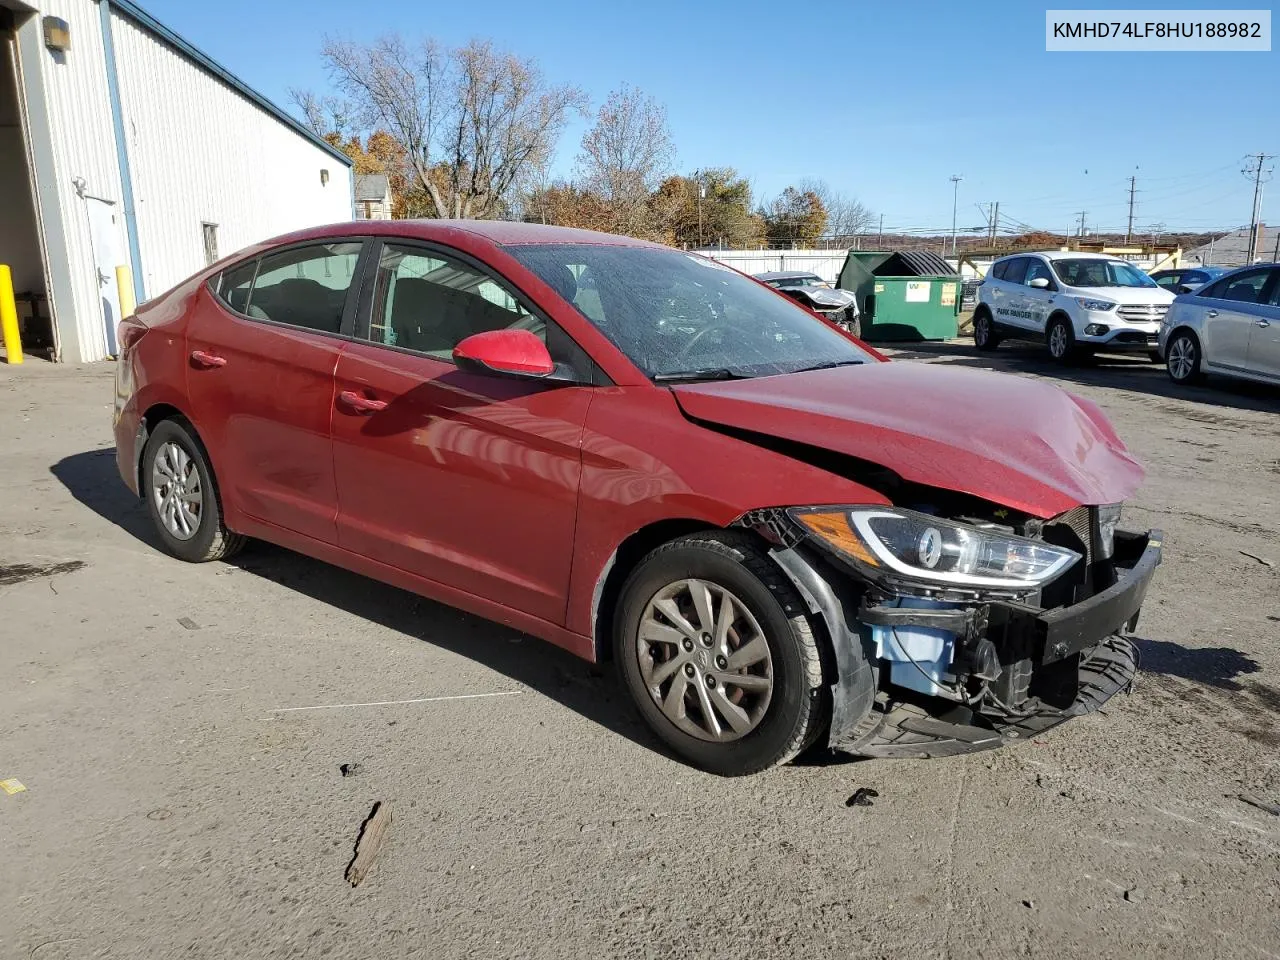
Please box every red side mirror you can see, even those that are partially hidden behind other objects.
[452,329,555,379]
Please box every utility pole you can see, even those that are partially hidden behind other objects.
[1076,210,1088,239]
[877,213,884,249]
[1243,152,1275,262]
[991,201,999,247]
[1125,175,1138,245]
[949,175,963,257]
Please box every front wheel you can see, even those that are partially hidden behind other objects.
[614,532,827,776]
[1166,331,1203,384]
[1046,316,1077,363]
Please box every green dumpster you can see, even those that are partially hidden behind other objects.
[837,251,960,342]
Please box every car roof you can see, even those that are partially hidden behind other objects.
[262,219,668,251]
[755,271,822,281]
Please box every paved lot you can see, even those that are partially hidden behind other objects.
[2,346,1278,960]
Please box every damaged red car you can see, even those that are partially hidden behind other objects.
[113,221,1163,776]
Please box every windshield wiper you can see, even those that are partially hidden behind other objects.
[652,368,752,382]
[792,359,866,373]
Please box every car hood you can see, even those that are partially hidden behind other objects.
[1065,286,1174,305]
[671,363,1145,518]
[797,287,858,310]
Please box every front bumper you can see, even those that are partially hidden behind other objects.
[768,527,1162,760]
[1078,327,1161,351]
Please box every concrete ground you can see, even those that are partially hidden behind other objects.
[2,346,1278,960]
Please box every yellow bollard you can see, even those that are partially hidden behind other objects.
[115,264,136,319]
[0,264,24,365]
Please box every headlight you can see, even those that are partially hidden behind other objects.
[790,506,1080,595]
[1074,297,1116,312]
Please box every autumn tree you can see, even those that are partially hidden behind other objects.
[764,187,828,246]
[659,168,765,248]
[298,34,585,220]
[798,178,874,247]
[576,85,675,238]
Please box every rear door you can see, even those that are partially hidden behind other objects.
[186,240,367,543]
[992,257,1034,332]
[1200,268,1270,371]
[1245,268,1280,379]
[330,240,595,624]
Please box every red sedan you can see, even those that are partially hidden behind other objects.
[113,221,1162,775]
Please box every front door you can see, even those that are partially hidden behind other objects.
[1021,258,1057,330]
[84,196,124,357]
[331,241,592,624]
[185,240,366,544]
[1245,268,1280,379]
[1202,267,1270,371]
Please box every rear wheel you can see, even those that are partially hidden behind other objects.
[1166,330,1203,384]
[142,419,245,563]
[973,309,1000,351]
[1046,315,1077,363]
[614,532,826,776]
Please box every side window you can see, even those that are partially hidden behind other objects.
[990,260,1008,281]
[1002,257,1028,285]
[1024,259,1054,287]
[246,242,362,333]
[1218,269,1270,304]
[216,260,257,314]
[368,244,543,360]
[1153,272,1180,289]
[1182,271,1204,285]
[1264,269,1280,307]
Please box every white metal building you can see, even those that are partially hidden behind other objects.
[1,0,354,363]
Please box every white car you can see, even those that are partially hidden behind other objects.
[1158,263,1280,387]
[974,251,1175,362]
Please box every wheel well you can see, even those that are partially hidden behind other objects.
[1047,310,1072,327]
[135,405,228,523]
[973,304,991,320]
[142,402,187,432]
[1168,325,1200,346]
[591,518,723,662]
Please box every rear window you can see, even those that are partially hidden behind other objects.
[1002,258,1028,285]
[216,261,257,314]
[1217,268,1270,304]
[990,260,1008,280]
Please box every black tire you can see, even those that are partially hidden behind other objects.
[1046,315,1077,363]
[843,308,862,339]
[142,418,245,563]
[613,531,827,776]
[1165,330,1203,385]
[973,309,1000,351]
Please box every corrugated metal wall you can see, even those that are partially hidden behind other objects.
[693,250,851,285]
[109,11,353,301]
[27,0,127,362]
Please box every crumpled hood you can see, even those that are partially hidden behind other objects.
[797,287,858,310]
[671,363,1145,518]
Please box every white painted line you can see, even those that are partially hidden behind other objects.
[268,691,520,714]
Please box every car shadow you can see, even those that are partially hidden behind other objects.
[49,449,666,762]
[880,340,1280,416]
[1134,636,1263,691]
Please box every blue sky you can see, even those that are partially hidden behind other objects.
[141,0,1276,235]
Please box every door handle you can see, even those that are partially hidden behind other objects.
[190,350,226,368]
[338,390,388,414]
[1206,310,1219,318]
[1256,319,1271,328]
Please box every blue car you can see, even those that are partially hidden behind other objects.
[1149,266,1228,295]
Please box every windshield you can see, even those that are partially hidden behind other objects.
[1053,258,1157,289]
[508,244,874,379]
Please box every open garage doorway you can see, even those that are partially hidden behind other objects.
[1,5,55,360]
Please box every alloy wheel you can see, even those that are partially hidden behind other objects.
[975,315,990,346]
[1168,336,1196,381]
[151,440,203,541]
[635,578,774,742]
[1049,323,1069,358]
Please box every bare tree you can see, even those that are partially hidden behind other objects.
[798,178,875,247]
[316,34,584,220]
[288,88,357,141]
[577,85,675,236]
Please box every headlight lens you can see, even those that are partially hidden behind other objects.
[790,506,1080,593]
[1074,297,1117,312]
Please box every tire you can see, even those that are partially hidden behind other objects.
[843,308,862,339]
[1046,315,1077,363]
[142,418,245,563]
[973,309,1000,351]
[613,531,827,776]
[1165,330,1203,385]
